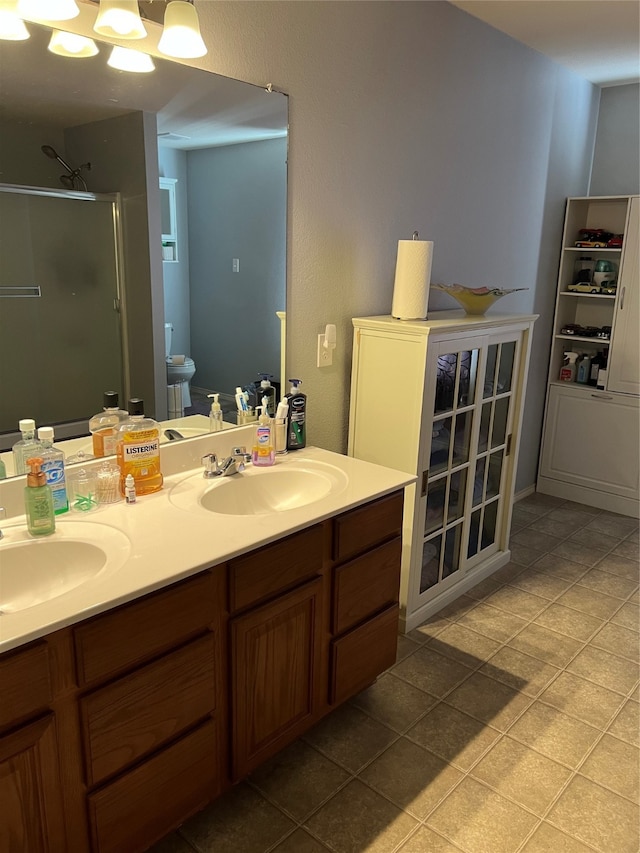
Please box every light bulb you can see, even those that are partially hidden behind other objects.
[107,45,154,73]
[158,1,207,59]
[0,0,29,40]
[18,0,79,20]
[94,0,146,39]
[49,30,98,57]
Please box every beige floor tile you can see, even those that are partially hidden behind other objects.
[304,779,418,853]
[180,783,295,853]
[528,515,576,538]
[614,539,640,561]
[513,529,563,553]
[538,671,626,729]
[249,740,350,822]
[512,505,541,526]
[407,616,452,644]
[532,553,590,581]
[569,526,622,552]
[566,644,640,695]
[407,703,501,772]
[508,623,583,668]
[437,595,479,621]
[147,834,194,853]
[507,569,573,600]
[581,733,640,801]
[510,543,545,566]
[627,529,640,544]
[482,585,550,619]
[456,602,528,643]
[608,700,640,746]
[426,622,501,668]
[520,822,600,853]
[591,621,640,662]
[577,567,639,600]
[465,574,504,601]
[508,702,601,768]
[490,561,528,584]
[396,634,421,661]
[519,493,564,512]
[552,540,607,567]
[546,506,595,527]
[533,602,603,641]
[555,585,624,620]
[359,736,463,819]
[271,829,332,853]
[392,646,473,698]
[611,601,640,632]
[558,500,601,516]
[589,514,639,540]
[445,672,532,732]
[596,552,640,580]
[427,776,538,853]
[397,825,467,852]
[351,672,438,732]
[481,646,560,697]
[548,774,640,853]
[303,704,397,774]
[471,735,572,816]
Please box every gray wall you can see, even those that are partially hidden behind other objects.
[187,137,287,397]
[590,83,640,196]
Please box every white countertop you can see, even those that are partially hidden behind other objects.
[0,440,414,654]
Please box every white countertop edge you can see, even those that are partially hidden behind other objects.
[0,446,415,654]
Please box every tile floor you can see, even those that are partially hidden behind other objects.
[151,493,639,853]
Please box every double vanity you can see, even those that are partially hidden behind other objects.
[0,428,412,852]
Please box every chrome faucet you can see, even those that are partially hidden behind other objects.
[202,446,251,478]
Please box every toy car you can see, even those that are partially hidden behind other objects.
[575,228,614,248]
[567,281,601,293]
[560,323,582,335]
[607,234,624,248]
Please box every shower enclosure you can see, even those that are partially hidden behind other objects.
[0,184,126,439]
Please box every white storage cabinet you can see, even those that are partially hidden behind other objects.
[348,313,537,632]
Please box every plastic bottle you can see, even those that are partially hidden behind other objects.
[37,426,69,514]
[285,379,307,450]
[115,398,163,496]
[597,351,609,390]
[124,473,137,504]
[89,391,129,457]
[576,353,591,384]
[12,418,41,475]
[24,457,56,536]
[257,374,276,417]
[208,393,224,432]
[559,352,578,382]
[589,350,604,387]
[251,397,275,467]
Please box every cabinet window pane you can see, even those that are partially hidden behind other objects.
[435,353,458,413]
[420,536,441,593]
[479,401,492,452]
[491,397,510,448]
[452,410,473,466]
[430,418,451,476]
[443,524,463,579]
[472,457,486,506]
[481,500,499,550]
[448,469,467,524]
[467,509,481,558]
[498,341,516,392]
[425,479,446,535]
[486,450,504,500]
[484,344,498,398]
[434,350,477,413]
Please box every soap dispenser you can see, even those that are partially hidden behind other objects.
[208,393,223,432]
[252,397,275,467]
[24,456,56,536]
[257,373,276,417]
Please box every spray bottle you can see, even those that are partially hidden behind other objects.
[559,353,578,382]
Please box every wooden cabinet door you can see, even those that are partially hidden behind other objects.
[231,577,323,780]
[0,715,66,853]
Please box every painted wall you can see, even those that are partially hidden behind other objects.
[590,83,640,196]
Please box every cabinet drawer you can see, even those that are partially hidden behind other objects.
[74,571,215,685]
[229,524,323,612]
[87,718,219,853]
[81,633,217,787]
[332,492,403,563]
[332,537,401,635]
[0,642,51,730]
[330,605,399,705]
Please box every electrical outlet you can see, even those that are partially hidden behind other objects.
[317,334,333,367]
[232,258,240,273]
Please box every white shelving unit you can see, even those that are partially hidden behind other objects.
[538,195,640,517]
[160,177,178,263]
[348,312,537,632]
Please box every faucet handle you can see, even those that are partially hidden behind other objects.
[201,453,219,477]
[232,446,251,470]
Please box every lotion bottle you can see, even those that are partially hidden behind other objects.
[285,379,307,450]
[24,456,56,536]
[252,397,275,467]
[258,374,276,417]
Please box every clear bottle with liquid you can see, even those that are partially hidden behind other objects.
[89,391,129,457]
[208,393,224,432]
[251,398,275,467]
[24,457,56,536]
[12,418,41,475]
[37,426,69,514]
[115,398,163,496]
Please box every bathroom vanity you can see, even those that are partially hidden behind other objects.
[0,439,411,852]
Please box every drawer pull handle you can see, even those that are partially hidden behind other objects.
[591,393,613,401]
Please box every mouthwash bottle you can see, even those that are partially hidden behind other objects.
[116,398,163,496]
[37,426,69,514]
[89,391,129,457]
[12,418,41,475]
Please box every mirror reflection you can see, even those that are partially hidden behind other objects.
[0,21,288,477]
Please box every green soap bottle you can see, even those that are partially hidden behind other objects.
[24,456,56,537]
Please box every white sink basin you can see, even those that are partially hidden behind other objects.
[0,521,131,614]
[170,459,349,516]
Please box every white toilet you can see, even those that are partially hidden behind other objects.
[165,322,196,408]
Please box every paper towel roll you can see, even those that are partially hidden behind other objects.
[391,239,434,320]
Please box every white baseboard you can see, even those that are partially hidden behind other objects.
[537,475,639,519]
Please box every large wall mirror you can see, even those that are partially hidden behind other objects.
[0,18,288,477]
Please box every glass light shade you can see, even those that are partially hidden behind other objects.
[0,1,29,40]
[49,30,98,58]
[158,1,207,59]
[18,0,79,20]
[94,0,146,39]
[107,45,154,72]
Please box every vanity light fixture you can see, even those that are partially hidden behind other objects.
[157,0,206,59]
[49,29,99,57]
[18,0,79,20]
[0,0,29,40]
[107,43,154,72]
[94,0,146,39]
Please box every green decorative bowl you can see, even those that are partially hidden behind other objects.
[432,283,528,315]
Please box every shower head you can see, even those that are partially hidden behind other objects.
[41,144,59,159]
[41,144,90,191]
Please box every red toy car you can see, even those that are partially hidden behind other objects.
[575,228,614,248]
[607,234,624,248]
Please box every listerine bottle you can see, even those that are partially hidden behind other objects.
[285,379,307,450]
[37,426,69,514]
[115,398,163,496]
[12,418,41,475]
